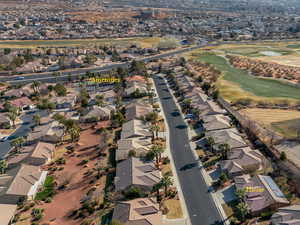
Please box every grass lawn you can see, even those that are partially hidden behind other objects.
[221,46,293,57]
[0,37,162,48]
[35,176,55,201]
[286,44,300,49]
[164,199,183,219]
[195,52,300,102]
[222,202,234,218]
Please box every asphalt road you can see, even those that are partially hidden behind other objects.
[153,75,223,225]
[0,109,48,159]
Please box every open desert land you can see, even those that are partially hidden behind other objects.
[239,108,300,138]
[0,37,163,49]
[190,51,300,104]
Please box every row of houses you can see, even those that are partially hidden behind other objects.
[112,79,163,225]
[171,66,290,216]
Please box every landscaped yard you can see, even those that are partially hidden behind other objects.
[194,52,300,103]
[163,199,183,219]
[35,176,55,201]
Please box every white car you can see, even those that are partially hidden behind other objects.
[0,136,9,142]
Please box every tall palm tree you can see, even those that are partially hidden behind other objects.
[10,137,25,153]
[236,202,249,222]
[207,136,215,152]
[150,124,160,140]
[149,144,165,165]
[159,174,173,197]
[218,143,230,159]
[31,81,41,95]
[33,114,41,126]
[8,111,17,128]
[68,126,80,143]
[235,189,246,203]
[0,160,8,174]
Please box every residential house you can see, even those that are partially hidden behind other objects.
[198,100,226,117]
[0,164,47,204]
[125,81,148,96]
[0,204,17,225]
[115,157,161,192]
[53,95,77,109]
[206,128,248,151]
[121,119,152,140]
[27,120,64,144]
[10,97,34,110]
[125,75,147,83]
[202,114,231,131]
[271,204,300,225]
[219,147,265,177]
[116,138,152,161]
[81,105,112,122]
[125,102,153,121]
[4,89,29,98]
[6,142,55,167]
[234,174,289,215]
[112,198,162,225]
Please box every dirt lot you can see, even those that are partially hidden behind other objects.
[240,108,300,138]
[23,128,108,225]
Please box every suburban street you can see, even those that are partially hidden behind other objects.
[0,110,48,159]
[153,75,223,225]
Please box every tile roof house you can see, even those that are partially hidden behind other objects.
[121,120,152,140]
[234,174,289,215]
[113,198,162,225]
[219,147,265,177]
[53,95,77,109]
[27,120,64,144]
[197,100,227,117]
[271,204,300,225]
[6,142,54,167]
[0,204,17,225]
[0,164,47,204]
[81,105,112,122]
[125,81,148,96]
[203,114,231,131]
[115,157,161,192]
[125,75,147,83]
[206,128,248,151]
[10,97,34,110]
[125,102,153,121]
[116,137,152,161]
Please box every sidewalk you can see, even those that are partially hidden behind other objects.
[160,73,229,225]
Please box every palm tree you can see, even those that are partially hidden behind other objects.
[159,174,173,197]
[149,144,165,165]
[0,160,8,174]
[218,143,230,159]
[235,189,246,203]
[152,182,163,200]
[207,136,215,151]
[150,124,160,140]
[68,126,80,143]
[31,81,41,95]
[33,114,41,126]
[8,111,17,128]
[10,137,25,153]
[95,94,105,107]
[236,202,249,222]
